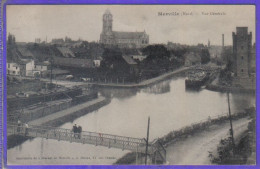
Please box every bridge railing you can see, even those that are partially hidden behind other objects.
[7,123,147,152]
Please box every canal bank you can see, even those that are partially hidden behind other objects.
[7,96,111,149]
[205,74,255,93]
[92,67,189,88]
[206,84,255,93]
[115,108,255,164]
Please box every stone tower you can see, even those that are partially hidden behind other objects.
[232,27,252,77]
[102,9,113,34]
[100,10,113,44]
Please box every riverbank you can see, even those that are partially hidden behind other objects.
[205,74,255,93]
[91,67,189,88]
[166,117,251,165]
[115,108,255,165]
[7,96,111,149]
[206,84,255,93]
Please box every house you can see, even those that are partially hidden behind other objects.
[7,62,20,75]
[93,56,102,67]
[93,59,101,67]
[17,47,34,59]
[18,59,35,77]
[57,47,76,58]
[132,55,147,61]
[34,61,50,71]
[122,55,139,75]
[33,61,50,77]
[184,52,201,66]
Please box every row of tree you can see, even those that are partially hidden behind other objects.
[98,44,211,82]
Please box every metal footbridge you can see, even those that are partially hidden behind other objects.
[7,123,166,164]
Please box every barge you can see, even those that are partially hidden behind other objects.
[185,71,210,89]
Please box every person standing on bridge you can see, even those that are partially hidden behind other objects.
[72,124,77,138]
[17,119,21,132]
[24,123,29,136]
[78,125,82,139]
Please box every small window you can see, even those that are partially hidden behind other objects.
[16,67,18,69]
[241,56,244,60]
[8,64,10,68]
[241,69,243,72]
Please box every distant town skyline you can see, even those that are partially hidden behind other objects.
[7,5,255,45]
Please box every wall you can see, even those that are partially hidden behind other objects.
[7,63,20,75]
[25,60,35,77]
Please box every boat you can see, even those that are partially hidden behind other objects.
[185,71,210,89]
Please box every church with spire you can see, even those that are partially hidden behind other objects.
[99,10,149,48]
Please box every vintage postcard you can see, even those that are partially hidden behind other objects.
[2,4,257,167]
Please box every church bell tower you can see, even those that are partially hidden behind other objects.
[102,9,113,34]
[100,9,113,44]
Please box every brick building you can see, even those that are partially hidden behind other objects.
[99,10,149,48]
[232,27,255,89]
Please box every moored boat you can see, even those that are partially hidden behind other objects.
[185,71,210,89]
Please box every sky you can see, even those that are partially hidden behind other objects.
[6,5,255,46]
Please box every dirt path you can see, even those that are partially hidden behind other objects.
[166,117,250,165]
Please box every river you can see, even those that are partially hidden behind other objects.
[7,77,255,165]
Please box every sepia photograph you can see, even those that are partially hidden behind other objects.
[5,5,256,165]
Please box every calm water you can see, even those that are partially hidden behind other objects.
[7,77,255,165]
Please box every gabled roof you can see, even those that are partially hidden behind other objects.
[57,47,76,58]
[113,31,146,39]
[35,61,50,66]
[17,59,34,65]
[7,62,20,67]
[122,55,137,65]
[17,47,34,58]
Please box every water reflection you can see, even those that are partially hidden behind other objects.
[8,77,255,165]
[142,80,171,94]
[99,87,139,99]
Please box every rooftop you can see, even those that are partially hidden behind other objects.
[17,47,34,58]
[122,55,137,65]
[113,31,147,39]
[57,47,76,58]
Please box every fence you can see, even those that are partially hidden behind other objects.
[7,99,72,122]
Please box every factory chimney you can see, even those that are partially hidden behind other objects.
[222,34,224,48]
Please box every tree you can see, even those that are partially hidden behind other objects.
[141,45,172,71]
[101,48,123,69]
[142,45,170,61]
[200,49,211,64]
[99,48,129,79]
[221,47,233,64]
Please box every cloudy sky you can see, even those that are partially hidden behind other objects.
[6,5,255,45]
